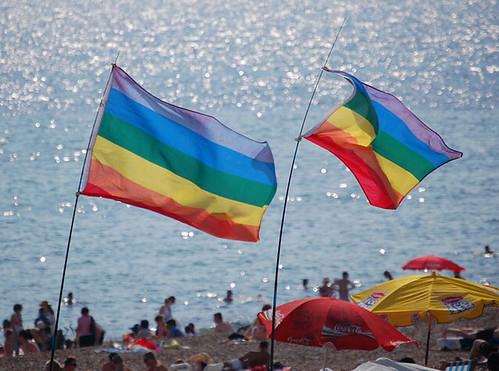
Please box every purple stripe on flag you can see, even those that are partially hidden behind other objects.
[111,67,275,164]
[364,84,462,160]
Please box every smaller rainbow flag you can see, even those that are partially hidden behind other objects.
[81,66,277,241]
[304,71,462,209]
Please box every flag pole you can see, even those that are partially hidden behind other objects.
[268,18,347,370]
[48,61,116,371]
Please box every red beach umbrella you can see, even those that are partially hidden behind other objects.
[402,255,464,272]
[258,297,416,351]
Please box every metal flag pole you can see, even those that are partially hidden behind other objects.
[48,60,116,371]
[268,18,347,371]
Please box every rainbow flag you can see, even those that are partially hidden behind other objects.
[81,66,277,241]
[304,71,462,209]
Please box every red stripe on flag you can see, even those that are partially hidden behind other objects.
[81,159,260,241]
[305,132,402,209]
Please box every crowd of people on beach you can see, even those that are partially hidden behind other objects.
[1,245,497,370]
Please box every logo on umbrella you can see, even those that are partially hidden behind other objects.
[441,296,475,314]
[359,292,385,308]
[262,308,284,326]
[321,324,375,339]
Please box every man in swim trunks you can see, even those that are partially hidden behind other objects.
[334,271,355,301]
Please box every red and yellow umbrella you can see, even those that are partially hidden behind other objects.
[351,272,498,364]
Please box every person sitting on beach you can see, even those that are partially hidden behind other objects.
[318,277,334,297]
[154,315,169,338]
[185,323,196,336]
[244,304,271,341]
[34,307,52,331]
[143,351,168,371]
[111,354,132,371]
[443,326,499,350]
[159,296,176,322]
[167,319,184,338]
[214,312,233,335]
[223,290,234,304]
[223,341,270,370]
[102,352,118,371]
[18,329,39,354]
[63,356,78,370]
[469,338,499,362]
[333,272,355,301]
[136,320,154,339]
[31,325,52,352]
[76,307,95,347]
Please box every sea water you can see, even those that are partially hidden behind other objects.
[0,0,497,339]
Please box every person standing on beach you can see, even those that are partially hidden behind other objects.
[333,272,355,301]
[10,304,23,355]
[39,301,55,331]
[76,307,94,347]
[143,351,168,371]
[159,296,175,322]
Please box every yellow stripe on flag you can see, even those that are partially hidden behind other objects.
[374,153,420,196]
[92,136,265,226]
[326,106,376,146]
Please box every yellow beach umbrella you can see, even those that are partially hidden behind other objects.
[351,272,498,365]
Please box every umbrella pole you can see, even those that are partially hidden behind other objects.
[424,317,432,366]
[322,346,330,370]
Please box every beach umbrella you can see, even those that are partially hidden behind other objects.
[258,297,416,368]
[402,255,464,272]
[351,272,498,365]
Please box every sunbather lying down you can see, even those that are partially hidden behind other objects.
[439,327,499,351]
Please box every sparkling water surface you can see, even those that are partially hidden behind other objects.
[1,0,498,339]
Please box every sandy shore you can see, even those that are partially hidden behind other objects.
[1,307,497,371]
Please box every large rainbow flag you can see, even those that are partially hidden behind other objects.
[81,66,277,241]
[304,71,462,209]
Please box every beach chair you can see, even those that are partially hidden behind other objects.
[443,360,474,371]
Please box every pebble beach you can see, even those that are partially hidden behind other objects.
[1,307,496,371]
